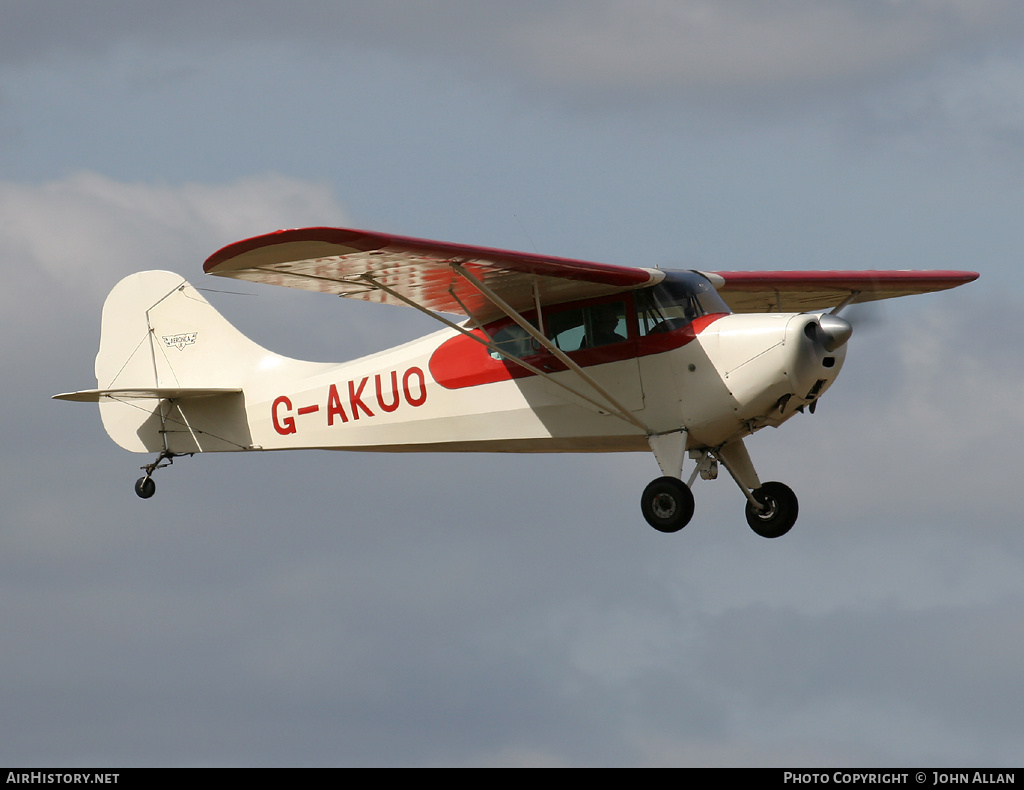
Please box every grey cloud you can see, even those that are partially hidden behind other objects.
[4,1,1024,99]
[0,171,347,305]
[516,1,1016,90]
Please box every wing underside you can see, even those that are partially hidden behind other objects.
[204,227,663,322]
[703,270,979,313]
[204,226,978,318]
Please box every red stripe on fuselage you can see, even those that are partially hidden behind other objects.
[429,313,726,390]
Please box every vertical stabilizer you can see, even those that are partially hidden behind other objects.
[96,270,270,392]
[88,271,275,453]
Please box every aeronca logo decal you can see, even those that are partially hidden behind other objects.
[272,367,428,436]
[162,332,197,351]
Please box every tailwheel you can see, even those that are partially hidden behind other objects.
[641,476,695,533]
[133,450,179,499]
[135,476,156,499]
[745,481,798,538]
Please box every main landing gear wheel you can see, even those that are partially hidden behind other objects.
[641,477,695,533]
[745,481,798,538]
[135,476,156,499]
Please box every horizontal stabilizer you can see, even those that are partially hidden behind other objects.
[52,387,242,403]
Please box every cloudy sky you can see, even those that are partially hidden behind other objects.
[1,0,1021,767]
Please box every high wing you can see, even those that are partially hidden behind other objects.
[204,226,979,318]
[204,227,664,322]
[703,270,980,313]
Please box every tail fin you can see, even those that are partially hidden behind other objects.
[58,271,272,454]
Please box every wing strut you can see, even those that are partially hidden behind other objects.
[449,264,649,432]
[360,271,649,433]
[829,292,860,315]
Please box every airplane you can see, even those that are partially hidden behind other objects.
[54,226,978,537]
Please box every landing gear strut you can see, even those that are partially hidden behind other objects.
[134,451,178,499]
[641,438,800,538]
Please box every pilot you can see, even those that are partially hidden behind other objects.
[583,306,625,348]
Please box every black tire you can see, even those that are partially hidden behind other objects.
[745,481,798,538]
[641,477,695,533]
[135,476,156,499]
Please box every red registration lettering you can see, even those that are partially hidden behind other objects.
[375,371,401,413]
[272,395,296,435]
[403,366,427,407]
[327,383,348,425]
[349,377,374,419]
[322,366,429,429]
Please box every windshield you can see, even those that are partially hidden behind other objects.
[636,271,730,335]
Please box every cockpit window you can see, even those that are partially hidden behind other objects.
[487,299,631,360]
[636,271,730,335]
[483,274,724,362]
[488,322,537,360]
[548,300,628,352]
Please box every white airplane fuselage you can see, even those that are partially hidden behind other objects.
[248,313,844,453]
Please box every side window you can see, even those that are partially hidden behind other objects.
[488,322,537,360]
[584,301,628,348]
[548,307,587,352]
[637,288,698,336]
[547,300,628,352]
[637,273,730,336]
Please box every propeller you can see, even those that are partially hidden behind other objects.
[842,300,885,333]
[801,290,885,415]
